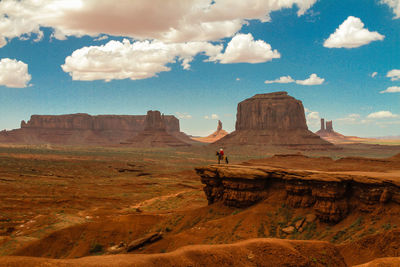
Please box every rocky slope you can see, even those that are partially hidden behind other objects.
[214,92,332,148]
[192,120,228,143]
[196,160,400,223]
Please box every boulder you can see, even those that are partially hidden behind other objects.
[282,226,295,234]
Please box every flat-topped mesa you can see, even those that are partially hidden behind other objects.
[195,163,400,223]
[215,91,331,147]
[19,113,179,132]
[236,91,307,131]
[0,113,182,145]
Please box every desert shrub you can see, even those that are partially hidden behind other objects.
[89,243,103,254]
[258,222,266,238]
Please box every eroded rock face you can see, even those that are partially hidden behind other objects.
[215,92,331,147]
[196,164,400,223]
[123,110,190,147]
[235,92,307,131]
[0,113,180,145]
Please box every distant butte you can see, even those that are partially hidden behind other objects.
[123,110,191,147]
[0,112,193,146]
[192,120,228,143]
[214,91,332,148]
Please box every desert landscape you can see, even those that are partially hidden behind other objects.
[1,1,400,266]
[0,92,400,266]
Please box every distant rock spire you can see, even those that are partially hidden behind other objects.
[217,120,222,131]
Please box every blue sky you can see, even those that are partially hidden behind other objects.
[0,0,399,137]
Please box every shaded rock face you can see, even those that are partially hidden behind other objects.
[235,92,307,131]
[123,110,190,147]
[215,92,331,147]
[144,111,166,131]
[217,120,222,131]
[0,113,180,145]
[195,164,400,223]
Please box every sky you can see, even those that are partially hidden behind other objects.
[0,0,399,137]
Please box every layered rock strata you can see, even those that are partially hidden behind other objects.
[0,113,184,145]
[196,164,400,223]
[215,92,331,147]
[123,111,190,147]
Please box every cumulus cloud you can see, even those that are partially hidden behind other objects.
[265,74,324,85]
[61,39,222,81]
[0,58,31,88]
[371,71,378,78]
[0,0,317,47]
[264,75,294,84]
[380,86,400,93]
[367,111,397,119]
[211,33,280,64]
[323,16,385,48]
[381,0,400,19]
[204,114,219,120]
[306,111,320,128]
[296,73,325,85]
[176,112,192,119]
[387,69,400,81]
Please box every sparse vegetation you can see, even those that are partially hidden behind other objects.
[89,243,103,254]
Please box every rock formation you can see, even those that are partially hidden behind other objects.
[214,92,331,147]
[191,120,228,143]
[0,112,185,146]
[123,111,190,147]
[316,119,344,138]
[196,157,400,223]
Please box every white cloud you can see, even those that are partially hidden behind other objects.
[0,58,31,88]
[264,75,294,84]
[0,0,317,47]
[296,73,325,85]
[306,111,320,128]
[204,114,219,120]
[211,33,280,64]
[381,0,400,19]
[61,39,222,81]
[380,86,400,93]
[337,113,361,123]
[236,77,240,81]
[371,71,378,78]
[176,112,192,119]
[387,69,400,81]
[367,111,397,119]
[323,16,385,48]
[94,35,108,42]
[265,74,324,85]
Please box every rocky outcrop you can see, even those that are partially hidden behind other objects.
[196,163,400,223]
[0,113,182,146]
[214,92,331,147]
[123,111,190,147]
[191,120,228,143]
[316,119,345,139]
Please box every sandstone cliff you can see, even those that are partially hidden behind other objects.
[123,111,190,147]
[192,120,229,143]
[196,155,400,223]
[214,92,331,147]
[0,112,181,145]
